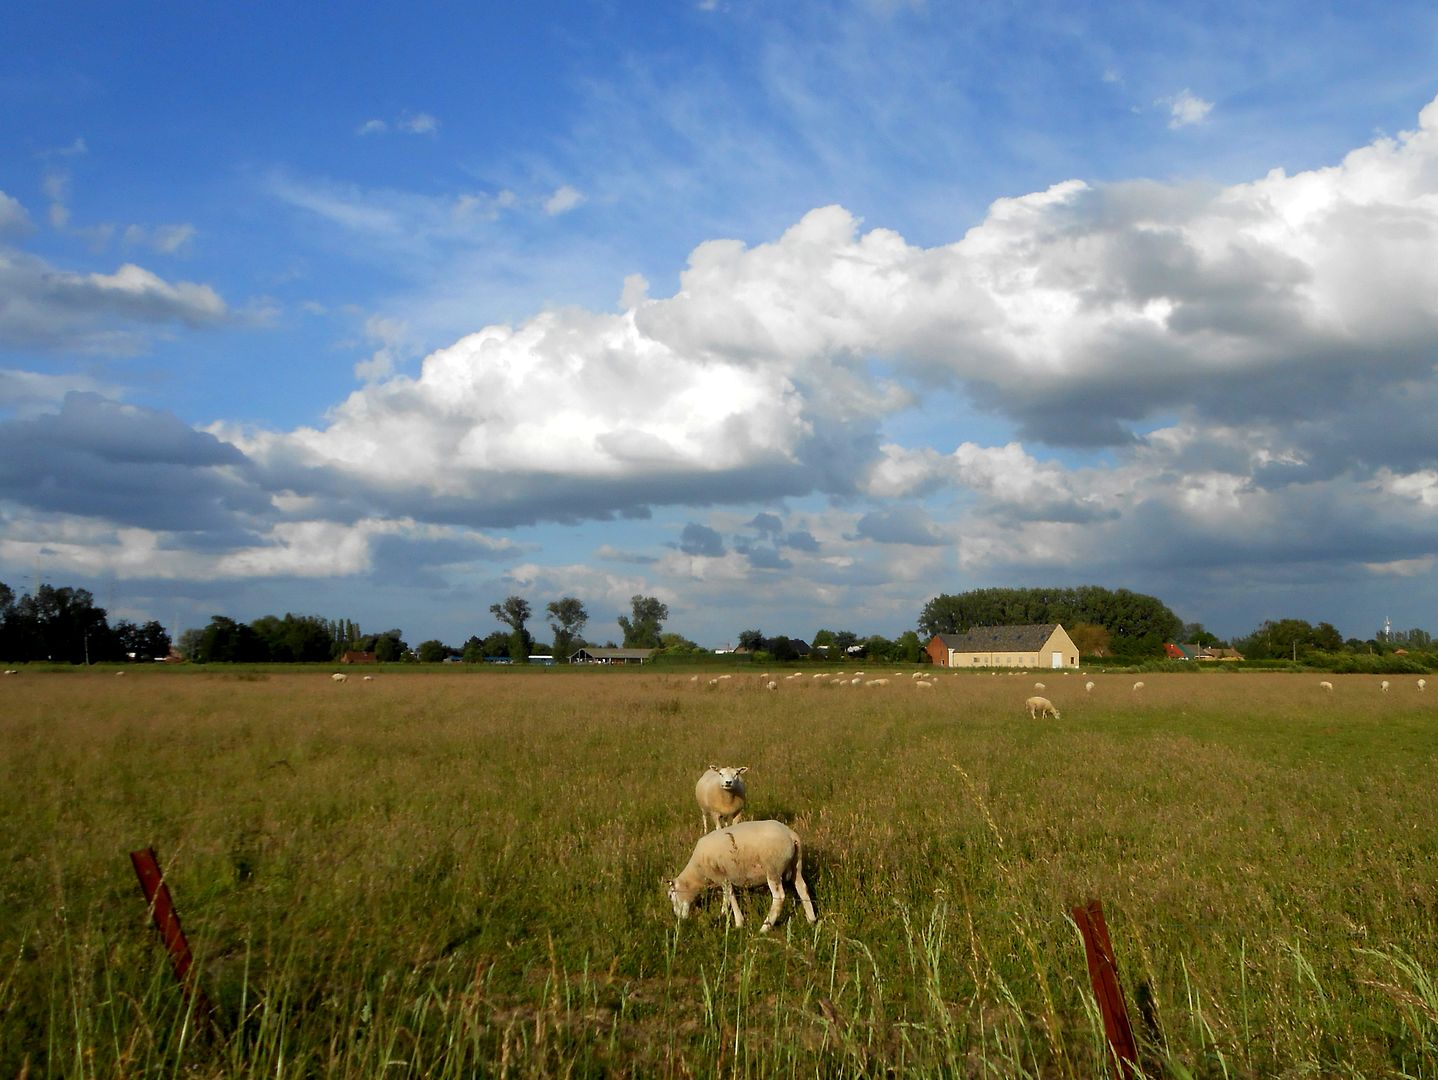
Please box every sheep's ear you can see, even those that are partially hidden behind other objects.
[737,766,748,775]
[707,763,719,772]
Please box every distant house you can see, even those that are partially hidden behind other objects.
[926,624,1080,669]
[1163,643,1190,660]
[339,651,377,664]
[1181,643,1245,662]
[569,647,657,665]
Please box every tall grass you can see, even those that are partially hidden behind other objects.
[2,669,1436,1076]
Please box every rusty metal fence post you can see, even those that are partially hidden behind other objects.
[130,848,217,1032]
[1072,899,1139,1079]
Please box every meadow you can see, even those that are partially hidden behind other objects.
[2,666,1436,1078]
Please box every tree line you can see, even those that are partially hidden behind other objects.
[0,582,170,664]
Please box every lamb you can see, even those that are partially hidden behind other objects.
[666,820,817,932]
[1420,679,1427,692]
[696,765,748,832]
[1085,681,1095,692]
[1319,681,1333,692]
[331,672,348,682]
[1381,680,1390,693]
[1132,681,1144,692]
[1025,695,1060,720]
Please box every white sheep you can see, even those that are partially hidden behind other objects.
[915,680,934,689]
[765,681,778,691]
[666,820,817,932]
[1034,682,1045,690]
[331,672,348,682]
[1419,679,1427,692]
[865,678,890,687]
[696,765,748,832]
[1025,695,1060,720]
[1132,681,1144,692]
[1319,681,1333,692]
[1381,680,1390,693]
[1085,681,1095,692]
[2,669,16,675]
[114,670,126,676]
[362,675,374,681]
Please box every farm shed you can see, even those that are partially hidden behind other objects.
[568,647,657,665]
[926,624,1080,669]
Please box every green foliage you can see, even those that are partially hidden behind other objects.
[617,594,668,649]
[1235,618,1345,660]
[547,596,588,663]
[415,639,451,663]
[490,595,532,633]
[919,585,1183,657]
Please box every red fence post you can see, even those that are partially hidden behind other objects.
[130,848,217,1031]
[1072,899,1139,1079]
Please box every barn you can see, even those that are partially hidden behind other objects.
[568,647,657,665]
[925,624,1080,669]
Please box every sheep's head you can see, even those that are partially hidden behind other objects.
[666,879,697,920]
[708,764,748,791]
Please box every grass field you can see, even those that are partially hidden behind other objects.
[3,666,1436,1078]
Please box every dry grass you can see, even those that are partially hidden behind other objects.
[2,667,1436,1077]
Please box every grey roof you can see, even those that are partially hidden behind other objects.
[570,647,657,660]
[932,624,1063,652]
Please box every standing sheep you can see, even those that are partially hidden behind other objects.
[1319,681,1333,692]
[1418,679,1426,692]
[1084,681,1095,692]
[331,672,348,683]
[1381,680,1390,693]
[1025,695,1060,720]
[1132,681,1145,692]
[696,765,748,832]
[666,820,817,932]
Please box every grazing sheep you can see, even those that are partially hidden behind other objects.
[2,669,16,675]
[1419,679,1427,692]
[1132,681,1144,692]
[666,820,817,932]
[689,675,699,683]
[915,680,934,689]
[362,675,374,682]
[1319,681,1333,692]
[1381,680,1390,692]
[696,765,748,832]
[331,672,348,682]
[1085,681,1095,692]
[765,681,778,691]
[850,677,862,686]
[114,670,126,676]
[1025,695,1060,720]
[1034,682,1045,690]
[865,678,890,687]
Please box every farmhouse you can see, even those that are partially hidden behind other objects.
[568,647,657,665]
[926,624,1080,669]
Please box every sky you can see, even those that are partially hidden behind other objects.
[2,0,1437,650]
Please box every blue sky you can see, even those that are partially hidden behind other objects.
[3,0,1437,649]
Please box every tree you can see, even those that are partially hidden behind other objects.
[860,634,896,661]
[491,595,532,664]
[894,630,925,663]
[196,615,265,663]
[618,595,668,649]
[1235,618,1344,661]
[737,629,766,652]
[115,619,171,661]
[658,632,704,655]
[1069,622,1112,657]
[766,635,800,661]
[546,597,588,663]
[416,639,451,663]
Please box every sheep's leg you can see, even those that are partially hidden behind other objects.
[731,809,744,825]
[723,882,744,927]
[760,878,787,932]
[791,870,818,924]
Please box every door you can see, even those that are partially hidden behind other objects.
[1051,651,1062,668]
